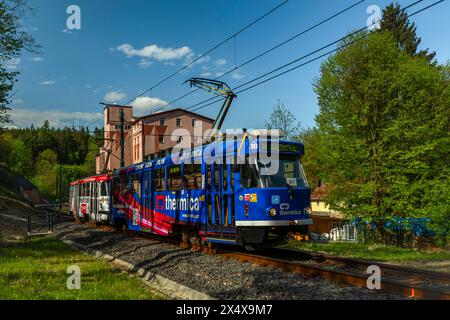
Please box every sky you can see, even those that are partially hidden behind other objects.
[6,0,450,130]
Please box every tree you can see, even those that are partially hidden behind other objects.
[295,128,323,189]
[9,137,32,178]
[0,0,39,124]
[0,132,13,164]
[265,100,301,139]
[314,30,449,242]
[381,3,435,61]
[32,149,58,200]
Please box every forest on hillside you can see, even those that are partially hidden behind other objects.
[0,122,103,201]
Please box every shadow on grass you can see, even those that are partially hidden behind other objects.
[0,237,76,261]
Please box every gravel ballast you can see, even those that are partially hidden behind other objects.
[53,221,405,300]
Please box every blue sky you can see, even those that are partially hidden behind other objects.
[7,0,450,130]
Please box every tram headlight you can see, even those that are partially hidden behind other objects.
[268,208,277,217]
[305,207,312,215]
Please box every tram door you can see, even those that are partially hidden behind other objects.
[141,172,152,230]
[207,164,236,238]
[91,182,98,222]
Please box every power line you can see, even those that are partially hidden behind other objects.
[124,0,291,106]
[80,0,439,133]
[182,0,437,113]
[151,0,366,114]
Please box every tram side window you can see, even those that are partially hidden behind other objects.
[241,165,260,189]
[131,175,141,197]
[153,168,166,191]
[112,176,120,203]
[223,168,228,190]
[183,164,202,190]
[168,166,181,191]
[214,167,220,190]
[121,176,131,195]
[100,182,108,197]
[206,166,212,190]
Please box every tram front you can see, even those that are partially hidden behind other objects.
[235,140,312,245]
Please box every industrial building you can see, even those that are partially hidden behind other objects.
[95,105,214,173]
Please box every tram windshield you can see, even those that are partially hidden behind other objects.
[256,155,309,189]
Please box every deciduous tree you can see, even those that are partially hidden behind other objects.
[265,100,301,139]
[315,30,449,241]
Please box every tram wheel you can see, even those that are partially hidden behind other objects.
[122,223,129,235]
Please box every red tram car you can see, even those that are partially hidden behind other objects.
[69,174,111,223]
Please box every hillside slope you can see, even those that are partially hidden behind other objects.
[0,165,44,205]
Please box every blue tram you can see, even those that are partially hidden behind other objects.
[109,137,312,247]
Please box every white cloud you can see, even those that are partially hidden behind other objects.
[183,54,210,68]
[215,58,227,67]
[130,96,169,116]
[138,59,153,69]
[5,58,21,70]
[104,91,127,103]
[215,72,225,78]
[200,72,212,77]
[117,43,193,62]
[231,70,245,80]
[9,108,103,129]
[30,57,44,62]
[93,85,112,93]
[40,80,56,85]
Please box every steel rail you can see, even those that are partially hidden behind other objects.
[217,250,450,300]
[273,247,450,284]
[70,218,449,300]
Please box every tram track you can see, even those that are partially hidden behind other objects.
[72,218,449,300]
[217,247,450,300]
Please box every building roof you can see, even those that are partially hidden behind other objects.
[133,108,214,123]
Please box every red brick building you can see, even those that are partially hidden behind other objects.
[96,105,214,173]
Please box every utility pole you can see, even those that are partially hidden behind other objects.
[59,164,62,210]
[142,122,145,162]
[120,108,125,168]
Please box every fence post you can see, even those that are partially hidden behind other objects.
[27,215,32,236]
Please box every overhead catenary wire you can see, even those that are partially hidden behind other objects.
[180,0,438,114]
[150,0,367,114]
[82,0,291,129]
[83,0,439,131]
[123,0,291,106]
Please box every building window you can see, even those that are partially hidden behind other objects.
[116,124,131,130]
[159,136,165,144]
[192,119,197,127]
[176,118,182,127]
[160,118,165,126]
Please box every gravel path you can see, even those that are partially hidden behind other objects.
[53,221,405,300]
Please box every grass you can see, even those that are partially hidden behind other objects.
[0,237,165,300]
[284,241,450,263]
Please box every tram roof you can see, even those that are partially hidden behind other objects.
[114,139,304,176]
[70,173,111,186]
